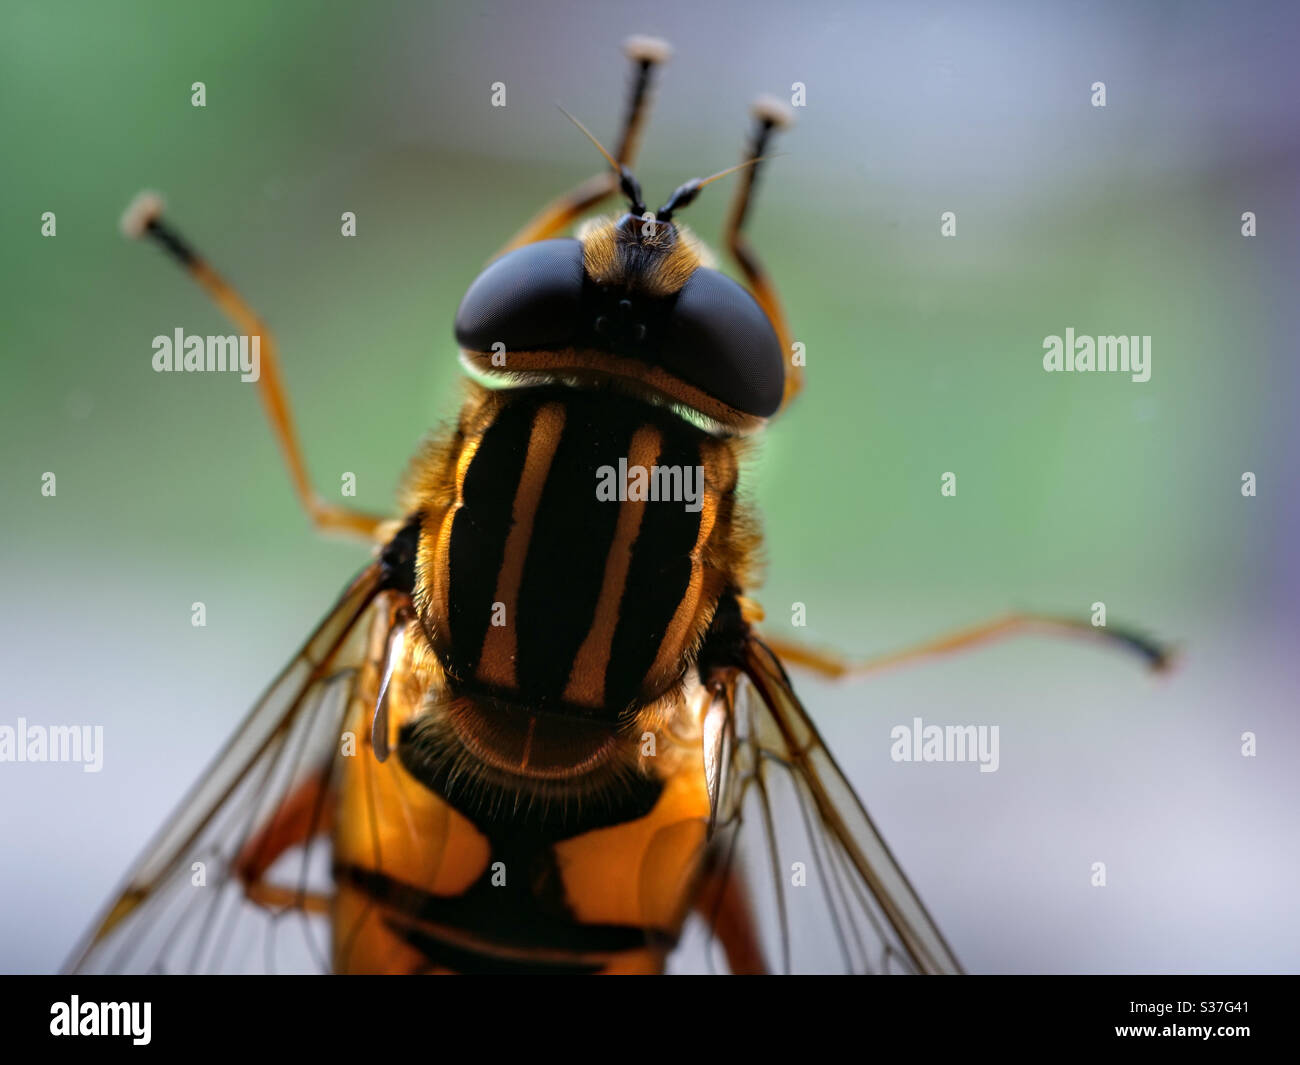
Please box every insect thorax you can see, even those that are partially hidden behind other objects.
[415,385,743,727]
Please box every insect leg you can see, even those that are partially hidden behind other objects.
[723,97,799,410]
[120,193,385,541]
[693,843,767,975]
[762,612,1174,679]
[494,36,672,255]
[233,767,334,915]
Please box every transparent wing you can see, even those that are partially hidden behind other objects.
[67,562,387,974]
[696,637,963,975]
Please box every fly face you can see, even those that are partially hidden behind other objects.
[456,199,786,432]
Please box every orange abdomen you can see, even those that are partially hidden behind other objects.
[328,600,714,974]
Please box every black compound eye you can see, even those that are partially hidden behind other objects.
[454,238,585,353]
[662,268,785,417]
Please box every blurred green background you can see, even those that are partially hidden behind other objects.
[2,0,1297,973]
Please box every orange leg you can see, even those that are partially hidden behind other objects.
[722,97,799,411]
[495,35,671,255]
[693,849,766,975]
[120,194,386,541]
[233,769,334,915]
[762,611,1173,680]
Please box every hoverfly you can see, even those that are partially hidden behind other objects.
[69,36,1168,975]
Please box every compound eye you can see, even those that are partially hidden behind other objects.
[454,238,585,352]
[662,267,785,417]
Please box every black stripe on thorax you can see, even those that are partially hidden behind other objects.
[443,396,537,682]
[445,387,715,718]
[513,396,633,708]
[604,429,703,711]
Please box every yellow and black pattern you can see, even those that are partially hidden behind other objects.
[331,599,715,975]
[418,385,738,723]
